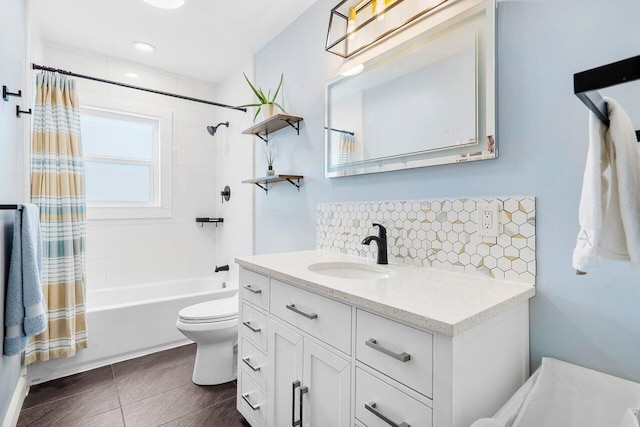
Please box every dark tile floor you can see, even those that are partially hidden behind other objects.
[18,344,250,427]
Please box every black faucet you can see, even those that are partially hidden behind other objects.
[215,265,229,273]
[361,223,388,265]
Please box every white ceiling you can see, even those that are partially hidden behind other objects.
[31,0,317,83]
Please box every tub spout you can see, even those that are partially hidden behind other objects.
[215,265,230,273]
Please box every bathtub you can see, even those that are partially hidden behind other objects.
[28,276,237,385]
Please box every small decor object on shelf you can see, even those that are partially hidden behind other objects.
[266,150,276,176]
[238,73,286,121]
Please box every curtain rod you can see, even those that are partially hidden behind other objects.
[32,64,247,113]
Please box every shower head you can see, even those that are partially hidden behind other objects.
[207,121,229,136]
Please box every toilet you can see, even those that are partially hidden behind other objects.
[176,293,239,385]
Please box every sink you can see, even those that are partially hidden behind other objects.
[308,262,395,280]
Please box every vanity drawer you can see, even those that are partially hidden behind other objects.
[241,338,267,390]
[239,370,267,427]
[355,368,432,427]
[240,268,269,311]
[356,310,433,398]
[270,279,352,355]
[242,303,268,351]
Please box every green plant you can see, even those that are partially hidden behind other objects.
[237,73,287,121]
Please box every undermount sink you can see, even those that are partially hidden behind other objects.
[308,262,395,280]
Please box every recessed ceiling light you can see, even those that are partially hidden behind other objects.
[142,0,185,9]
[126,72,139,79]
[132,41,156,53]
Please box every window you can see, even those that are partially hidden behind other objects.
[80,100,172,219]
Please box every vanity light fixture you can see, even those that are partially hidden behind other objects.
[325,0,449,58]
[132,41,157,53]
[142,0,185,9]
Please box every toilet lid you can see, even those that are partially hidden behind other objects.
[179,294,238,323]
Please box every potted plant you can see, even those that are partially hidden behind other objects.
[238,73,287,121]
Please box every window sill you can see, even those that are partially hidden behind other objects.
[87,206,173,220]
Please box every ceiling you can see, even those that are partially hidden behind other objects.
[31,0,317,83]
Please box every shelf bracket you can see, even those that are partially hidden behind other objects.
[255,183,269,193]
[256,128,269,145]
[286,178,301,191]
[283,119,300,135]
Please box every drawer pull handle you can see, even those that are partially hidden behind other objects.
[242,392,261,411]
[365,401,410,427]
[286,304,318,320]
[242,357,261,372]
[243,321,261,333]
[366,338,411,362]
[244,284,262,294]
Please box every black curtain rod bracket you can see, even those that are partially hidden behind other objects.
[574,55,640,141]
[32,64,246,113]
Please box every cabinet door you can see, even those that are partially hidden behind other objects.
[302,339,351,427]
[268,319,303,427]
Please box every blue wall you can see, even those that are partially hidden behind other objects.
[254,0,640,381]
[0,0,26,420]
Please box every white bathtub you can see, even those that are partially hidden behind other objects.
[28,276,237,385]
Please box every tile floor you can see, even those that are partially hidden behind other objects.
[18,344,250,427]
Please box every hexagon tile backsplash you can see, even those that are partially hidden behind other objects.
[316,197,536,285]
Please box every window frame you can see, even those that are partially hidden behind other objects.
[80,95,173,220]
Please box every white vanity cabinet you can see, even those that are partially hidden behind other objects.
[237,261,532,427]
[268,319,351,427]
[238,270,351,427]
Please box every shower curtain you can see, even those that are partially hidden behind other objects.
[25,73,87,364]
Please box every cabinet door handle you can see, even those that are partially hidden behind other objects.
[244,284,262,294]
[242,321,261,333]
[292,380,301,426]
[366,338,411,362]
[242,392,261,411]
[365,401,410,427]
[299,385,308,426]
[286,304,318,320]
[242,357,261,372]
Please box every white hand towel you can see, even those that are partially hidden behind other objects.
[573,97,640,273]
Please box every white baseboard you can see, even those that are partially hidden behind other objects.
[2,375,27,427]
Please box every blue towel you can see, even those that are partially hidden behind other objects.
[3,204,47,356]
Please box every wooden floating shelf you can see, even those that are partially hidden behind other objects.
[242,174,303,194]
[242,114,303,144]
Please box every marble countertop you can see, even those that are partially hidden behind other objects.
[235,250,535,336]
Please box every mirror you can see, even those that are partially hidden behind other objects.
[325,2,495,177]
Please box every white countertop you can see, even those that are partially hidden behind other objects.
[235,250,535,336]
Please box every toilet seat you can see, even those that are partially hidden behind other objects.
[178,294,238,324]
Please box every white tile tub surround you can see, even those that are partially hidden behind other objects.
[317,197,536,284]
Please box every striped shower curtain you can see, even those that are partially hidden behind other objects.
[26,73,87,364]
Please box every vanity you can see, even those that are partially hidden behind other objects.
[235,250,535,427]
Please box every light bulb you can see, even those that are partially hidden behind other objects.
[347,7,357,41]
[373,0,385,20]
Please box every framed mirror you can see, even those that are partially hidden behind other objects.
[325,1,495,177]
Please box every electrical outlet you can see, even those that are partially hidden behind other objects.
[477,203,500,237]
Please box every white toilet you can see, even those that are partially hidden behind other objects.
[176,293,239,385]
